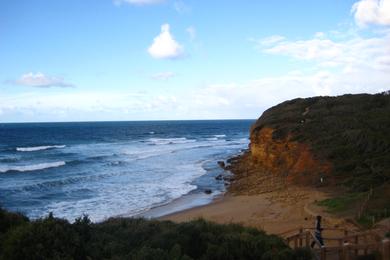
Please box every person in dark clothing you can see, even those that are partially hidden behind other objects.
[311,215,324,248]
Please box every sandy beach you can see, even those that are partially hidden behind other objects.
[161,186,357,235]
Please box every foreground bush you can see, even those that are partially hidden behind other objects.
[0,208,310,260]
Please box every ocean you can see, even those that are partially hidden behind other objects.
[0,120,254,222]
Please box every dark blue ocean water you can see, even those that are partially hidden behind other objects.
[0,120,254,221]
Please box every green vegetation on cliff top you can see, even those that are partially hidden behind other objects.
[0,208,310,260]
[251,92,390,223]
[251,92,390,192]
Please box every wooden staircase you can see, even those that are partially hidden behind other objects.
[281,227,390,259]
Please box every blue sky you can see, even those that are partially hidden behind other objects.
[0,0,389,122]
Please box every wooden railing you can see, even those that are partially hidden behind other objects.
[283,227,389,260]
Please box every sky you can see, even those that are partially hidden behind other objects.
[0,0,389,122]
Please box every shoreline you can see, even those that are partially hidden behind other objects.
[135,152,246,220]
[136,150,358,235]
[158,186,358,235]
[136,190,224,219]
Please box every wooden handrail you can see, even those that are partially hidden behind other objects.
[284,228,389,260]
[320,237,345,241]
[278,226,356,236]
[284,227,378,241]
[342,230,381,241]
[303,227,354,232]
[277,226,304,236]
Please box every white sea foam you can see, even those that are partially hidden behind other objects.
[37,162,207,222]
[214,134,226,138]
[123,139,221,160]
[0,161,66,173]
[147,137,196,145]
[16,145,66,152]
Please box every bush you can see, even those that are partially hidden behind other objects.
[0,209,310,260]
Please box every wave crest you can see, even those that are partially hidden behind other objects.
[16,145,66,152]
[0,161,66,173]
[147,138,196,145]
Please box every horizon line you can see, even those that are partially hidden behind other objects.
[0,118,257,124]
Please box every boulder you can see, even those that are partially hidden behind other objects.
[217,161,225,168]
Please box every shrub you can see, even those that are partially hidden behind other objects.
[0,208,311,260]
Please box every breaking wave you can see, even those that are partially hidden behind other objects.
[147,137,196,145]
[16,145,66,152]
[0,161,66,173]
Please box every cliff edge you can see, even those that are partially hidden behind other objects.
[229,92,390,196]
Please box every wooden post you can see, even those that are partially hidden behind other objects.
[382,239,390,260]
[320,247,326,260]
[338,238,343,258]
[294,236,298,249]
[354,235,359,256]
[299,228,303,247]
[363,235,368,255]
[343,242,351,260]
[305,231,310,247]
[338,244,343,259]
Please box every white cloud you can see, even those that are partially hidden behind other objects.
[352,0,390,27]
[258,32,390,72]
[114,0,164,5]
[186,26,196,41]
[151,71,176,80]
[247,12,390,111]
[148,24,184,59]
[10,72,74,88]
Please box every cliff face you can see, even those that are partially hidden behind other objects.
[249,127,332,186]
[229,92,390,193]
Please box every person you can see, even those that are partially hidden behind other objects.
[311,215,324,248]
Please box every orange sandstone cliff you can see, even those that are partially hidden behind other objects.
[228,123,333,195]
[229,93,390,194]
[248,127,332,186]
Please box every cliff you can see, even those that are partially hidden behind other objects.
[228,92,390,194]
[249,127,332,186]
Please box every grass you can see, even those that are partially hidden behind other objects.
[317,183,390,227]
[316,193,364,214]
